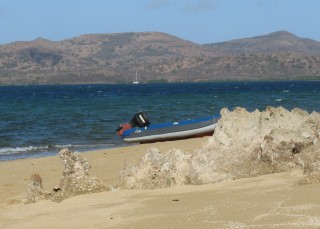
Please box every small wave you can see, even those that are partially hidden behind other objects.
[53,143,114,149]
[275,99,284,102]
[0,143,114,155]
[282,90,290,93]
[0,145,49,155]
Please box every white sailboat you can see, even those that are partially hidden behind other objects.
[133,70,139,84]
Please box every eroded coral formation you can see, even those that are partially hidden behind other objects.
[23,173,50,204]
[120,107,320,189]
[52,149,107,202]
[24,149,107,203]
[120,148,192,189]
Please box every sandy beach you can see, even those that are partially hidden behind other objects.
[2,107,320,228]
[1,135,320,229]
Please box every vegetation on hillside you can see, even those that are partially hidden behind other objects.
[0,31,320,84]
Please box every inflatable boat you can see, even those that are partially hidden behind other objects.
[116,112,220,143]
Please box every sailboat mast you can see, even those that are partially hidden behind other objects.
[135,69,138,82]
[133,69,139,84]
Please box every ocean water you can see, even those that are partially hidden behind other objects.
[0,81,319,161]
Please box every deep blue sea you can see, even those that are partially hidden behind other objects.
[0,81,319,161]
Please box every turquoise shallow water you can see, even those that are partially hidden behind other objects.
[0,81,319,160]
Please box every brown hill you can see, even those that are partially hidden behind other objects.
[0,31,320,84]
[203,31,320,55]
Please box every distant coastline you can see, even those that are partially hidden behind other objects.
[1,31,320,85]
[0,77,320,86]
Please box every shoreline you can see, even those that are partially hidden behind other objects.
[1,79,320,87]
[2,136,320,228]
[0,143,127,162]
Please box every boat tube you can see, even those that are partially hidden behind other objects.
[116,112,220,144]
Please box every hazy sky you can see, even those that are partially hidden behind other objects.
[0,0,319,44]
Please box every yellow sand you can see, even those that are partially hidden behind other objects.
[1,137,320,228]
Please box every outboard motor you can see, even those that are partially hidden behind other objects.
[116,111,150,136]
[129,111,150,128]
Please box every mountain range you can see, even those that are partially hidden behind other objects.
[0,30,320,84]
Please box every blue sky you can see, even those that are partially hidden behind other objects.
[0,0,319,45]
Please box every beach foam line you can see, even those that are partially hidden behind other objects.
[0,143,115,156]
[0,145,49,155]
[53,143,115,151]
